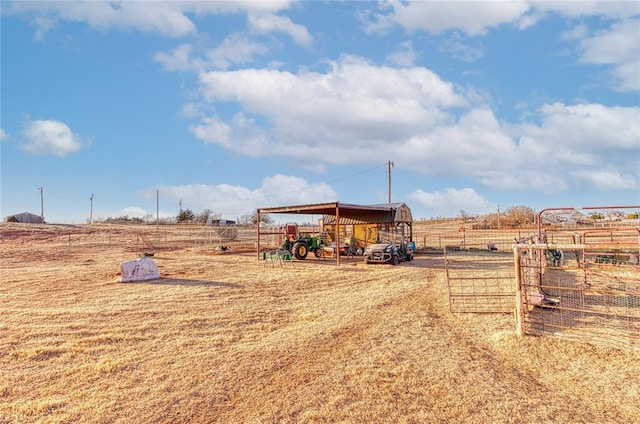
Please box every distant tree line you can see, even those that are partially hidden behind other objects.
[94,205,637,227]
[176,209,274,225]
[95,206,534,228]
[95,209,273,226]
[457,205,537,229]
[454,206,639,229]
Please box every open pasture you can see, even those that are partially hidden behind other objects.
[1,223,638,423]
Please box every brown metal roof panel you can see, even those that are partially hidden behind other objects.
[366,202,413,222]
[258,202,393,216]
[258,202,338,215]
[323,210,395,225]
[366,202,405,208]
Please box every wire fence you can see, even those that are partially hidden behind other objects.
[6,223,258,252]
[444,238,640,352]
[516,241,640,352]
[4,214,639,350]
[444,250,515,314]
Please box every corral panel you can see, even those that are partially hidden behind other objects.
[517,239,640,352]
[445,249,515,313]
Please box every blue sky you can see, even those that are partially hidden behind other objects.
[1,1,639,224]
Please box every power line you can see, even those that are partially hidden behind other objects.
[176,163,390,216]
[223,162,390,204]
[33,163,390,219]
[323,162,388,185]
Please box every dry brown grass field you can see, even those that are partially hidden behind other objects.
[1,223,638,423]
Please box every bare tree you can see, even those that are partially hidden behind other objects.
[237,213,254,226]
[505,205,536,227]
[197,209,221,224]
[458,209,473,221]
[250,211,273,225]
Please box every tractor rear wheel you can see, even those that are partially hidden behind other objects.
[292,242,308,260]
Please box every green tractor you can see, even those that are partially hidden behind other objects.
[282,233,327,260]
[280,223,328,260]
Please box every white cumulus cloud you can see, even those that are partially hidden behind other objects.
[407,188,495,217]
[248,11,313,47]
[369,0,531,36]
[6,1,300,39]
[154,36,270,72]
[385,41,419,67]
[187,52,638,195]
[21,119,85,157]
[140,175,337,219]
[370,0,639,37]
[576,18,640,91]
[571,170,638,191]
[192,56,467,163]
[154,44,203,72]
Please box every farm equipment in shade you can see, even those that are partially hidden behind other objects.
[363,240,414,265]
[280,223,328,260]
[362,222,414,265]
[282,233,328,260]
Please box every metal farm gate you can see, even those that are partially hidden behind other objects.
[445,227,639,351]
[515,230,640,351]
[444,247,516,314]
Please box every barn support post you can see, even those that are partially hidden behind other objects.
[335,205,341,266]
[256,210,261,259]
[513,244,524,337]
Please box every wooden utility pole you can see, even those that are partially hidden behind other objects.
[387,161,394,203]
[89,193,94,224]
[156,190,159,231]
[39,187,44,222]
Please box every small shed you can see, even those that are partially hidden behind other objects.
[321,202,413,226]
[4,212,45,223]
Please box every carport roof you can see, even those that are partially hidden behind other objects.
[258,202,411,224]
[256,202,412,265]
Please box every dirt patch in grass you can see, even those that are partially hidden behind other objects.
[1,223,638,423]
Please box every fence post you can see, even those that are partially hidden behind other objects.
[443,246,453,313]
[513,245,524,336]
